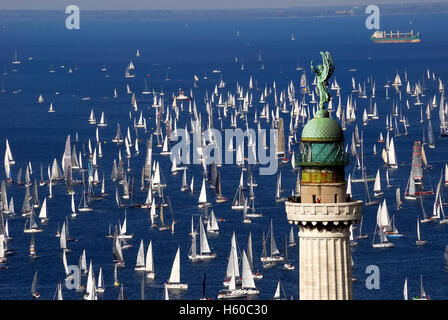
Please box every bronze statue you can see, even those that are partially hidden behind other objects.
[311,51,335,110]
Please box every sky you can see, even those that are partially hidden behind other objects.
[0,0,445,10]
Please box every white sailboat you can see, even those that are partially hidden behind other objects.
[372,223,394,248]
[38,197,49,223]
[60,221,71,253]
[388,137,398,169]
[164,246,188,289]
[98,112,107,127]
[145,241,155,279]
[241,250,259,295]
[206,210,220,235]
[188,217,216,261]
[373,169,383,197]
[218,239,247,299]
[134,239,146,271]
[198,178,210,208]
[96,267,105,294]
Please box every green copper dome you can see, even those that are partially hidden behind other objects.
[301,109,343,142]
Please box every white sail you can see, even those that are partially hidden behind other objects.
[60,222,67,250]
[379,199,391,230]
[38,198,47,220]
[403,277,408,300]
[145,241,154,273]
[241,250,257,290]
[346,173,352,198]
[198,178,207,204]
[388,138,398,168]
[168,246,181,284]
[226,232,240,278]
[136,239,145,268]
[199,217,211,254]
[373,169,382,194]
[208,210,219,233]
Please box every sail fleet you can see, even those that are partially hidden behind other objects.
[0,29,447,301]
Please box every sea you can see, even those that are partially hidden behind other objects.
[0,11,448,300]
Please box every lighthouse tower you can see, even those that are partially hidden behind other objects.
[285,103,362,299]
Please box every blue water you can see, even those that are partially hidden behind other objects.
[0,12,448,300]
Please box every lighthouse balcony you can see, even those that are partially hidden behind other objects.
[285,199,362,224]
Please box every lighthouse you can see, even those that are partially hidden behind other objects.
[285,52,362,300]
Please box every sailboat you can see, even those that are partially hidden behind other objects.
[160,135,171,155]
[403,277,408,300]
[98,112,107,127]
[242,199,251,224]
[24,211,42,233]
[288,227,296,246]
[355,216,368,239]
[206,210,220,235]
[385,214,404,237]
[413,275,430,300]
[260,220,284,263]
[215,173,228,203]
[273,280,287,300]
[96,267,105,294]
[372,223,395,248]
[198,178,210,208]
[217,273,246,299]
[404,171,417,200]
[219,236,247,299]
[396,187,402,210]
[113,264,120,286]
[223,232,242,287]
[60,221,71,253]
[112,230,125,267]
[28,234,38,259]
[88,109,96,124]
[38,197,49,223]
[145,241,155,279]
[231,184,245,210]
[125,61,135,78]
[188,217,216,261]
[416,218,427,246]
[118,211,133,239]
[241,250,259,295]
[372,202,394,248]
[282,236,294,270]
[388,137,398,169]
[31,271,40,299]
[164,246,188,289]
[180,168,189,192]
[84,261,98,300]
[12,51,21,64]
[78,190,93,212]
[373,169,383,197]
[349,224,358,247]
[134,239,146,271]
[275,172,286,202]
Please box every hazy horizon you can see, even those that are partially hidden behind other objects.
[0,0,446,11]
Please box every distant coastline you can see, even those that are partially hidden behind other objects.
[0,2,448,22]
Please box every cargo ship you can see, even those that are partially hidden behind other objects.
[370,30,421,43]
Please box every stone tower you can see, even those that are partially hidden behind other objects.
[285,107,362,300]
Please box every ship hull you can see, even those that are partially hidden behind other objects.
[371,36,421,44]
